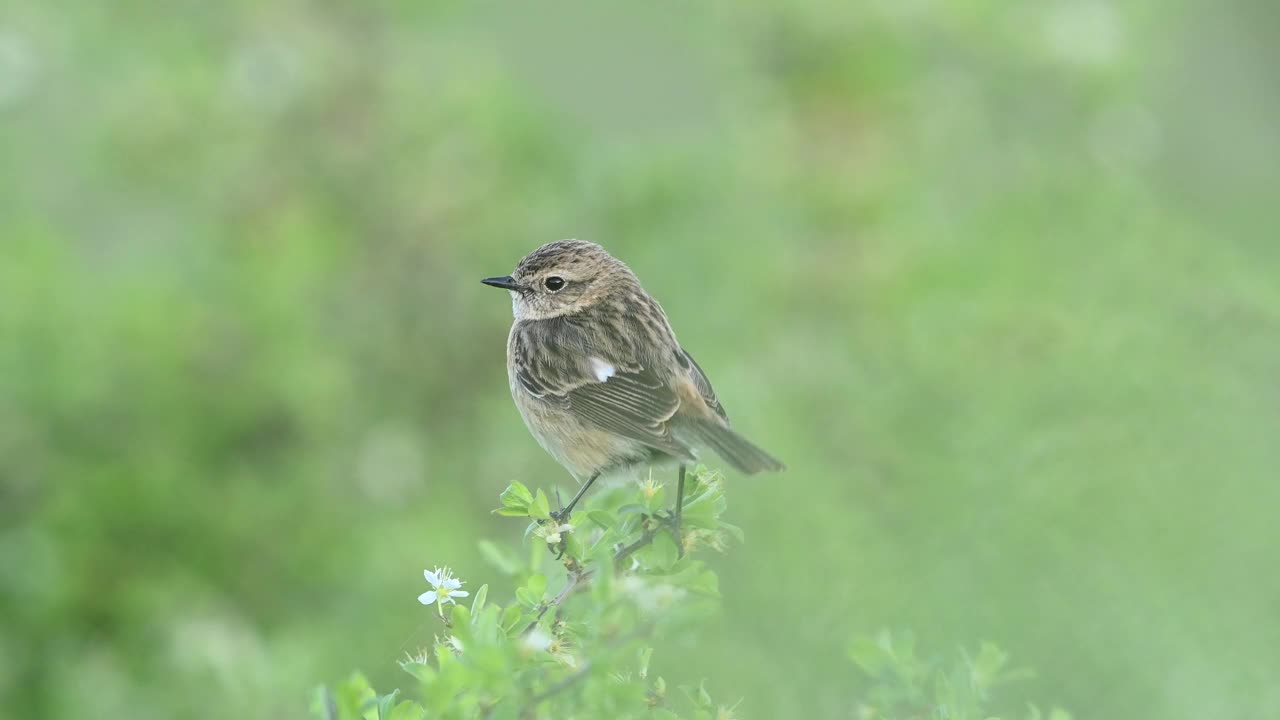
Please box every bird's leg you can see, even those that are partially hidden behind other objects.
[672,464,687,557]
[548,486,567,560]
[550,472,600,523]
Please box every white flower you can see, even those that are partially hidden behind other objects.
[418,566,469,607]
[544,523,573,545]
[520,628,577,666]
[521,628,554,655]
[534,522,574,546]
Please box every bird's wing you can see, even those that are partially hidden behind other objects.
[678,348,729,423]
[511,319,693,458]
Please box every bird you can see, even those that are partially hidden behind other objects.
[482,240,784,530]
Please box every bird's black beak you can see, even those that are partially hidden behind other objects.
[481,275,520,291]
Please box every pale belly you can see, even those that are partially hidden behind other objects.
[509,377,657,480]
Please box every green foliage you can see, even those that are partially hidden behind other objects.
[315,467,739,719]
[848,631,1070,720]
[319,476,1077,719]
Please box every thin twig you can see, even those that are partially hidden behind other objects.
[613,515,674,568]
[613,533,655,567]
[521,570,590,636]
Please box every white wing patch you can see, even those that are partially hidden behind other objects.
[589,357,616,383]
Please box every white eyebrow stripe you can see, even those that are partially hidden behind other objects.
[589,357,616,383]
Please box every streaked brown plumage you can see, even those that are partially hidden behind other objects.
[483,240,783,520]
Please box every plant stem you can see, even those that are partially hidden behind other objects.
[521,571,589,636]
[614,515,673,568]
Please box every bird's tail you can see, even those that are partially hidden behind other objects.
[688,421,785,475]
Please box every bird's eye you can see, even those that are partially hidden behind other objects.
[544,276,566,291]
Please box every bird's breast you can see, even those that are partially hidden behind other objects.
[508,379,649,480]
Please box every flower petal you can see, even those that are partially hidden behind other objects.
[451,590,469,598]
[444,577,462,590]
[439,595,456,606]
[424,569,441,586]
[418,590,437,605]
[521,629,553,653]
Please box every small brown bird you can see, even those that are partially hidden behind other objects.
[482,240,783,525]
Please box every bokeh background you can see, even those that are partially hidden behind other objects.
[3,1,1278,718]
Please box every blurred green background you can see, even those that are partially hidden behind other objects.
[2,1,1278,718]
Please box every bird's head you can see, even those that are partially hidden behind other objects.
[482,240,638,320]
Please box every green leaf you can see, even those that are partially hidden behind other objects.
[332,673,377,720]
[645,532,680,571]
[529,489,551,520]
[515,587,538,609]
[500,481,534,508]
[500,604,524,633]
[563,532,585,559]
[617,514,643,537]
[638,647,654,679]
[525,573,548,600]
[718,521,745,544]
[471,584,488,616]
[387,701,426,720]
[528,532,546,573]
[309,686,338,720]
[493,506,530,517]
[684,680,713,710]
[398,659,434,684]
[376,690,399,720]
[449,604,471,634]
[680,508,717,530]
[586,509,617,530]
[969,642,1010,689]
